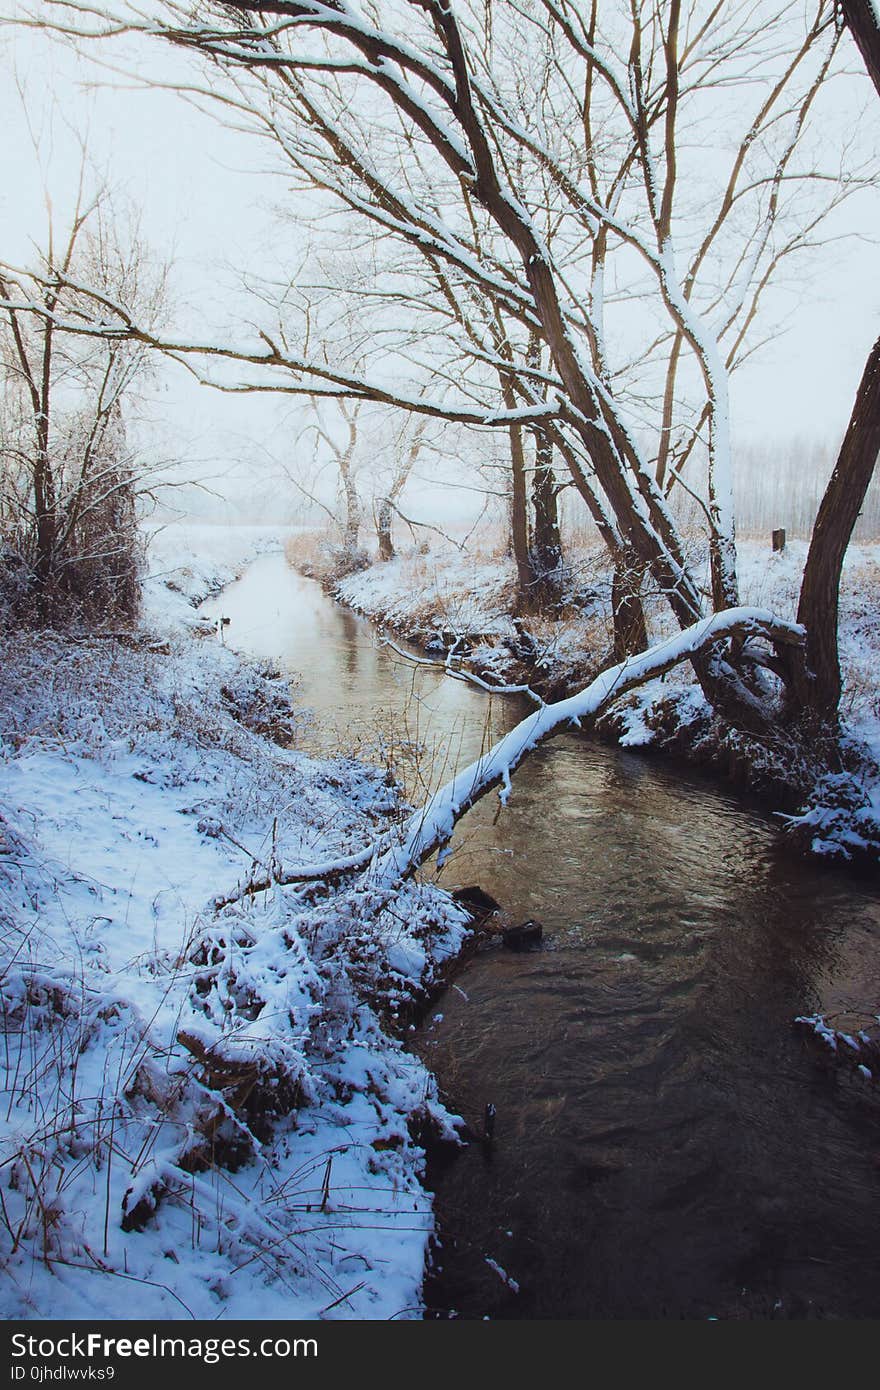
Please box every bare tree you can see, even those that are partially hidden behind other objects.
[374,416,431,560]
[22,0,878,729]
[0,157,165,623]
[298,398,366,568]
[289,392,445,568]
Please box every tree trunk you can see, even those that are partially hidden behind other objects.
[376,497,394,560]
[793,332,880,719]
[370,607,806,887]
[840,0,880,98]
[776,4,880,723]
[508,418,537,612]
[611,550,648,661]
[33,453,57,587]
[530,428,563,600]
[374,419,427,561]
[338,455,361,557]
[34,319,58,595]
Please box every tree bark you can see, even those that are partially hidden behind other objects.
[794,332,880,718]
[376,497,394,560]
[336,409,361,559]
[339,459,361,556]
[786,2,880,720]
[374,419,428,561]
[611,550,649,661]
[508,417,537,612]
[530,427,563,599]
[840,0,880,98]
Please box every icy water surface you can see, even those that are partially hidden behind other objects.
[205,553,880,1319]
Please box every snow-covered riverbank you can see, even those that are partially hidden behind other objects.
[0,528,470,1319]
[143,521,301,622]
[330,537,880,864]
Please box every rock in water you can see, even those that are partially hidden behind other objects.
[451,884,502,922]
[502,920,543,950]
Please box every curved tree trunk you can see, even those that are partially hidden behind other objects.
[793,333,880,719]
[371,607,806,887]
[788,3,880,721]
[336,407,362,559]
[374,419,428,561]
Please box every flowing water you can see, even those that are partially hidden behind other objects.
[204,552,880,1319]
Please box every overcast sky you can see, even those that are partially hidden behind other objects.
[2,15,879,523]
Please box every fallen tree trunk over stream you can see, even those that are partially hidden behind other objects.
[217,607,805,908]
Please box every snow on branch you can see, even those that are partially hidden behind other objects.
[212,606,802,910]
[366,606,805,887]
[379,632,546,705]
[0,270,558,428]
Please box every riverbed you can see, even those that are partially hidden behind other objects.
[203,552,880,1319]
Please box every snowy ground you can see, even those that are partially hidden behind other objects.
[0,525,470,1320]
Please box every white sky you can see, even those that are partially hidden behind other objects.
[1,17,879,523]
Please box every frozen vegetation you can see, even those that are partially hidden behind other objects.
[0,525,470,1319]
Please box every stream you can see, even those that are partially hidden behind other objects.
[203,551,880,1319]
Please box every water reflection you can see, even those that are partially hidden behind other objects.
[202,553,515,792]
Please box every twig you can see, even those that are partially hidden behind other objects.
[379,633,545,706]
